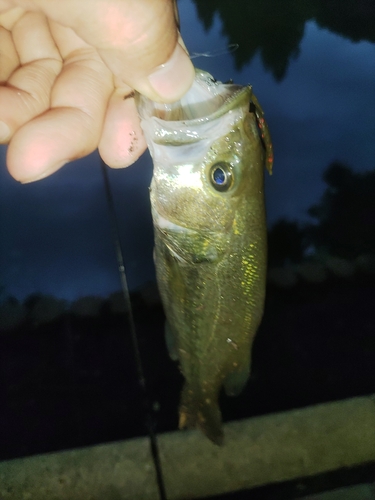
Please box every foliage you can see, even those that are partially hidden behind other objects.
[189,0,375,81]
[307,162,375,258]
[190,0,308,80]
[268,162,375,264]
[24,293,67,326]
[0,297,26,331]
[314,0,375,43]
[268,220,307,267]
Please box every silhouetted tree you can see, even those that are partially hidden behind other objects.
[314,0,375,43]
[24,293,67,326]
[268,220,307,267]
[0,296,26,331]
[189,0,375,81]
[307,162,375,258]
[191,0,308,80]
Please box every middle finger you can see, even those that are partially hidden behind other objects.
[0,11,62,142]
[7,22,113,181]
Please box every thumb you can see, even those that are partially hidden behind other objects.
[29,0,195,102]
[90,0,195,102]
[125,42,195,103]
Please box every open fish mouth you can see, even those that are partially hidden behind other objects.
[136,69,250,148]
[137,69,244,121]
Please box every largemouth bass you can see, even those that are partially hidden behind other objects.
[137,69,273,445]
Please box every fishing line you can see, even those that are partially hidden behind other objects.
[100,158,167,500]
[190,43,239,59]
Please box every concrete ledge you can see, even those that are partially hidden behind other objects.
[297,483,375,500]
[1,395,374,499]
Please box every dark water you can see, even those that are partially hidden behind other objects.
[0,1,375,497]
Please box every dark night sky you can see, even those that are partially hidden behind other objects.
[0,0,375,302]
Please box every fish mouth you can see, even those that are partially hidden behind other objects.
[136,69,251,146]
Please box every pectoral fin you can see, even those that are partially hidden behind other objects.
[223,364,250,397]
[165,321,179,361]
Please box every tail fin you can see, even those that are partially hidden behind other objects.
[178,384,224,445]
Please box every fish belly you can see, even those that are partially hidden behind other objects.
[153,215,267,444]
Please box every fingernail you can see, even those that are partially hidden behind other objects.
[0,121,11,142]
[148,44,195,102]
[20,160,68,184]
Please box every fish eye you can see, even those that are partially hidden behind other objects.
[209,162,233,192]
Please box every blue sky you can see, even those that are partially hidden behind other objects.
[0,0,374,301]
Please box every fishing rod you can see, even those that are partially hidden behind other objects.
[100,158,167,500]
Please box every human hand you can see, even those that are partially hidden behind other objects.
[0,0,194,182]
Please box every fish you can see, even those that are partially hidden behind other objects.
[136,69,273,445]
